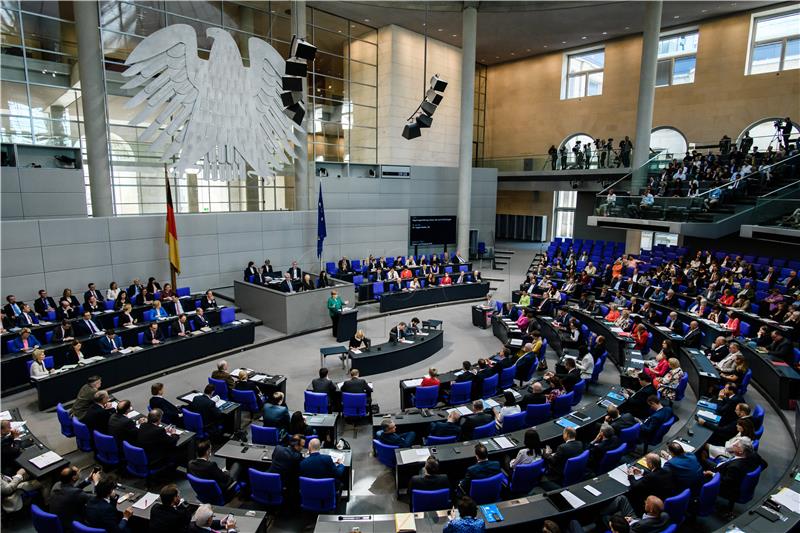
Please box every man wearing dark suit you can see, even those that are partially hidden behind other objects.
[234,370,264,409]
[389,322,408,342]
[188,440,240,500]
[16,304,36,327]
[148,484,192,533]
[49,466,100,530]
[300,438,345,482]
[599,495,671,533]
[127,279,144,301]
[683,321,701,348]
[84,283,105,304]
[84,297,103,313]
[143,323,164,345]
[338,258,351,273]
[2,295,24,319]
[544,427,585,480]
[269,435,305,498]
[149,382,183,426]
[662,441,703,492]
[340,368,372,402]
[81,390,113,434]
[33,290,56,317]
[199,290,218,310]
[588,424,622,468]
[713,385,746,426]
[188,385,223,434]
[262,391,291,434]
[459,443,501,493]
[626,453,677,514]
[409,456,450,494]
[0,421,22,476]
[711,438,767,508]
[707,336,729,363]
[56,300,79,321]
[287,261,302,281]
[429,411,462,438]
[76,311,102,336]
[699,401,751,446]
[518,382,548,408]
[378,419,415,448]
[454,361,476,384]
[279,273,296,293]
[473,359,496,397]
[310,367,337,405]
[459,400,495,439]
[625,373,657,420]
[604,405,636,435]
[244,262,259,281]
[554,358,581,392]
[84,476,133,532]
[639,396,673,442]
[769,330,795,364]
[99,330,123,355]
[193,307,210,330]
[137,409,178,468]
[52,321,74,343]
[108,400,142,446]
[172,314,191,337]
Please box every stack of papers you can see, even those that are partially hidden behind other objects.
[182,392,202,402]
[674,440,695,453]
[326,450,345,463]
[492,436,515,449]
[484,398,500,409]
[402,378,423,387]
[399,339,414,344]
[251,374,268,382]
[350,348,361,354]
[561,490,586,508]
[30,451,62,469]
[126,411,141,420]
[771,487,800,510]
[0,411,11,421]
[447,406,473,416]
[609,465,631,486]
[132,492,159,510]
[399,448,430,463]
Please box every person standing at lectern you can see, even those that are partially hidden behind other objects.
[327,290,346,337]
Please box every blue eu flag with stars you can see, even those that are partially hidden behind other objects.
[317,183,326,258]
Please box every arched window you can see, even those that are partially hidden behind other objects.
[650,127,688,160]
[738,117,799,151]
[559,133,595,169]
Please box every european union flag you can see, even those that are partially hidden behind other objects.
[317,183,326,258]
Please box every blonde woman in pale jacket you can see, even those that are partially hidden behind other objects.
[29,349,52,378]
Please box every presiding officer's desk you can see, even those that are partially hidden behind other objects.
[350,328,444,377]
[113,482,268,532]
[5,407,70,479]
[378,282,490,312]
[31,320,255,410]
[215,439,353,501]
[739,341,800,410]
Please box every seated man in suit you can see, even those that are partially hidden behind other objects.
[1,420,22,476]
[84,283,105,305]
[459,400,495,439]
[15,304,36,327]
[518,381,548,408]
[148,484,192,532]
[149,382,183,427]
[588,424,622,469]
[107,400,144,446]
[597,495,670,533]
[84,475,133,532]
[76,311,102,336]
[300,438,345,485]
[188,384,224,436]
[768,330,794,365]
[84,296,103,313]
[2,295,24,319]
[544,427,585,480]
[56,299,79,321]
[52,320,75,343]
[81,390,114,434]
[193,307,210,330]
[515,342,539,383]
[172,314,191,337]
[288,261,302,281]
[550,357,581,392]
[455,360,476,385]
[211,360,236,391]
[604,405,637,435]
[200,290,218,310]
[340,368,372,404]
[706,437,767,512]
[33,290,56,318]
[269,434,305,500]
[49,466,101,531]
[389,322,408,342]
[699,401,751,445]
[625,453,677,514]
[429,411,461,438]
[234,370,264,409]
[625,373,657,420]
[378,419,415,448]
[279,273,296,293]
[188,440,241,500]
[137,408,179,468]
[639,396,673,443]
[473,358,496,397]
[263,391,291,434]
[409,456,450,495]
[99,329,123,355]
[458,443,501,494]
[310,367,337,408]
[661,440,703,492]
[143,322,164,345]
[683,320,702,348]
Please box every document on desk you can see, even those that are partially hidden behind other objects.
[610,327,624,333]
[10,421,26,432]
[399,448,430,463]
[30,451,62,469]
[771,487,800,510]
[132,492,159,510]
[416,332,429,336]
[0,411,11,421]
[697,410,721,423]
[123,324,137,329]
[307,415,326,426]
[399,339,414,344]
[561,490,586,508]
[484,398,500,409]
[674,440,696,453]
[350,348,361,354]
[126,411,141,420]
[584,485,602,496]
[629,358,645,365]
[609,465,631,486]
[447,406,473,416]
[403,378,423,387]
[181,392,202,402]
[230,368,245,376]
[395,512,416,532]
[326,450,345,464]
[212,397,226,408]
[118,348,134,354]
[492,436,515,449]
[251,374,268,382]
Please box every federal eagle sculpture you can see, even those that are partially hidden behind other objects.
[121,24,301,181]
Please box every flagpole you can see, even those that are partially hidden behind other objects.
[165,164,178,289]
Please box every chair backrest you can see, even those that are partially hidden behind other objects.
[219,306,235,324]
[424,434,458,445]
[525,403,552,427]
[499,365,517,390]
[591,357,604,384]
[562,449,590,486]
[595,443,627,474]
[509,458,545,495]
[552,392,574,417]
[304,391,329,414]
[143,309,155,322]
[31,504,63,533]
[752,404,764,429]
[299,476,337,512]
[481,374,499,399]
[176,286,191,297]
[739,369,753,395]
[414,385,439,409]
[472,420,497,439]
[501,411,526,433]
[619,422,641,452]
[411,488,450,513]
[44,330,54,344]
[373,439,399,468]
[56,403,74,438]
[93,430,120,465]
[187,473,226,505]
[71,417,93,452]
[181,408,207,439]
[230,389,259,412]
[648,416,676,445]
[449,381,472,405]
[251,425,280,445]
[674,372,689,401]
[696,472,721,517]
[571,380,586,405]
[248,468,283,506]
[71,522,105,533]
[372,281,385,296]
[122,441,149,477]
[739,321,751,337]
[737,465,762,504]
[659,525,677,533]
[137,331,145,345]
[208,377,229,400]
[469,472,505,504]
[342,393,367,417]
[664,488,690,525]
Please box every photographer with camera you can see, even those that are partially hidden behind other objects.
[780,117,793,151]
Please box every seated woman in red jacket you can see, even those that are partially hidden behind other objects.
[718,289,735,307]
[440,273,452,286]
[644,346,671,379]
[420,368,440,387]
[632,324,649,352]
[724,311,741,336]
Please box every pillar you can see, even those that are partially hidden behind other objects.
[239,5,260,211]
[625,230,643,256]
[75,1,113,216]
[630,0,662,194]
[291,0,311,211]
[456,4,477,255]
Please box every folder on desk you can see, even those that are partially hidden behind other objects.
[697,400,718,411]
[555,418,579,429]
[481,504,504,523]
[395,512,416,532]
[30,451,62,469]
[697,410,721,423]
[607,391,626,402]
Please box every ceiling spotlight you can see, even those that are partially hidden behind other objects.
[602,31,608,35]
[543,45,548,48]
[363,18,370,22]
[625,26,630,29]
[673,15,680,19]
[701,9,707,13]
[452,34,457,37]
[581,36,587,40]
[510,52,515,55]
[437,28,443,31]
[526,48,531,52]
[562,40,567,44]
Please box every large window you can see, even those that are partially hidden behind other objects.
[738,118,800,151]
[563,48,604,99]
[650,127,688,160]
[747,8,800,75]
[553,191,577,238]
[656,30,698,86]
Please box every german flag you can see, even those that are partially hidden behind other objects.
[164,173,181,274]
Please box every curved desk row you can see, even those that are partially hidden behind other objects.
[7,407,70,479]
[31,321,255,410]
[379,282,490,312]
[350,329,444,377]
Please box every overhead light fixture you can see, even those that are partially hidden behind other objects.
[452,34,457,37]
[402,120,421,140]
[510,52,515,55]
[402,74,447,140]
[625,26,630,29]
[673,15,680,19]
[437,28,443,31]
[562,40,567,44]
[543,45,548,48]
[602,31,607,35]
[526,48,531,52]
[364,18,369,22]
[581,36,587,40]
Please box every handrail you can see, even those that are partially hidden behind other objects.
[596,151,667,196]
[696,152,800,199]
[757,177,800,199]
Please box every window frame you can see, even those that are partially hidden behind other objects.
[745,6,800,75]
[656,28,699,87]
[561,46,605,100]
[552,190,577,239]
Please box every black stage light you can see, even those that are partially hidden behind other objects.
[430,74,448,92]
[282,75,303,92]
[416,113,433,128]
[280,91,302,107]
[292,38,317,61]
[420,100,438,117]
[285,58,308,77]
[402,120,421,140]
[284,101,306,125]
[425,87,444,106]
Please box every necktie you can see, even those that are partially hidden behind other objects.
[111,337,116,349]
[175,301,183,314]
[11,304,20,316]
[88,320,96,333]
